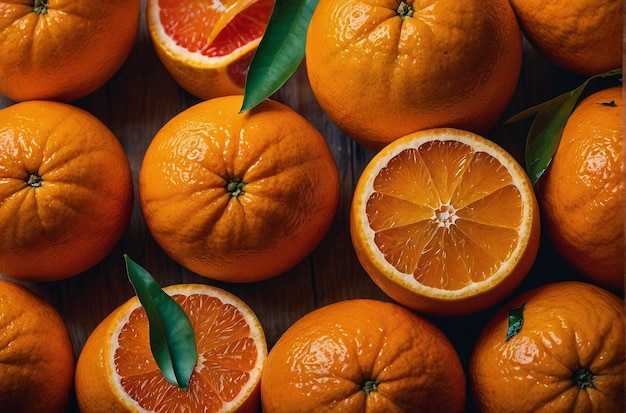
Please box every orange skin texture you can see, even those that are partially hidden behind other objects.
[0,280,75,413]
[75,284,267,413]
[0,101,134,281]
[261,299,466,413]
[305,0,522,151]
[0,0,140,102]
[139,96,340,282]
[538,87,623,291]
[470,281,625,413]
[509,0,622,75]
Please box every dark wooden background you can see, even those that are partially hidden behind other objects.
[0,2,621,412]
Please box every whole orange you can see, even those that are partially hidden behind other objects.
[0,101,134,281]
[538,86,623,292]
[76,283,267,412]
[305,0,523,151]
[470,281,625,412]
[0,279,75,413]
[509,0,622,75]
[350,128,540,316]
[147,0,274,100]
[139,95,340,282]
[0,0,140,102]
[261,299,466,412]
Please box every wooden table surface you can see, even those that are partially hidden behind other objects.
[0,3,620,412]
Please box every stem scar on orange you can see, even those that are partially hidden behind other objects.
[0,101,134,281]
[261,298,467,412]
[138,95,340,282]
[350,128,540,316]
[470,281,625,412]
[305,0,523,151]
[0,0,140,102]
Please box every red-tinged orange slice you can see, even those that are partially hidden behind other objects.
[147,0,274,99]
[76,284,267,413]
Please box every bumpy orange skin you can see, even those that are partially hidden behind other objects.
[0,0,140,102]
[0,280,75,413]
[0,101,134,281]
[261,299,466,413]
[305,0,522,151]
[509,0,622,75]
[538,87,623,292]
[139,96,340,282]
[470,281,625,413]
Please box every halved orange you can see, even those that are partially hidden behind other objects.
[350,128,540,316]
[75,284,267,413]
[146,0,274,100]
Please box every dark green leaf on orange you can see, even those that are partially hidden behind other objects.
[125,255,197,391]
[598,100,617,107]
[240,0,318,112]
[506,68,622,185]
[505,303,526,342]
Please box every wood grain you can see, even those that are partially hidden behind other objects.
[0,3,614,412]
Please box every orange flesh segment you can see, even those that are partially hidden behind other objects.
[366,140,522,290]
[115,294,259,411]
[157,0,273,57]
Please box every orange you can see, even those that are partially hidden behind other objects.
[537,86,623,292]
[0,101,133,281]
[305,0,523,151]
[470,281,625,412]
[75,283,267,412]
[147,0,274,100]
[509,0,622,75]
[0,279,75,413]
[0,0,140,102]
[139,95,340,282]
[261,298,466,412]
[350,128,540,316]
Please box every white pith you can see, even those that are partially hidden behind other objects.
[355,129,535,299]
[147,2,260,66]
[108,284,267,412]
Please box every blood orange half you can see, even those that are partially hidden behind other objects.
[75,284,267,412]
[147,0,274,99]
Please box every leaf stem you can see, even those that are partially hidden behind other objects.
[33,0,48,14]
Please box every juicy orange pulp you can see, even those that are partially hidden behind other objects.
[116,293,263,411]
[368,139,525,290]
[351,128,540,315]
[157,0,273,88]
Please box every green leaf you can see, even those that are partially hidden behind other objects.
[598,100,617,107]
[504,100,551,124]
[518,68,622,185]
[240,0,318,112]
[505,303,526,342]
[124,255,197,391]
[524,87,585,185]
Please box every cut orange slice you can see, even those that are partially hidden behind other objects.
[350,128,540,316]
[75,284,267,413]
[147,0,274,100]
